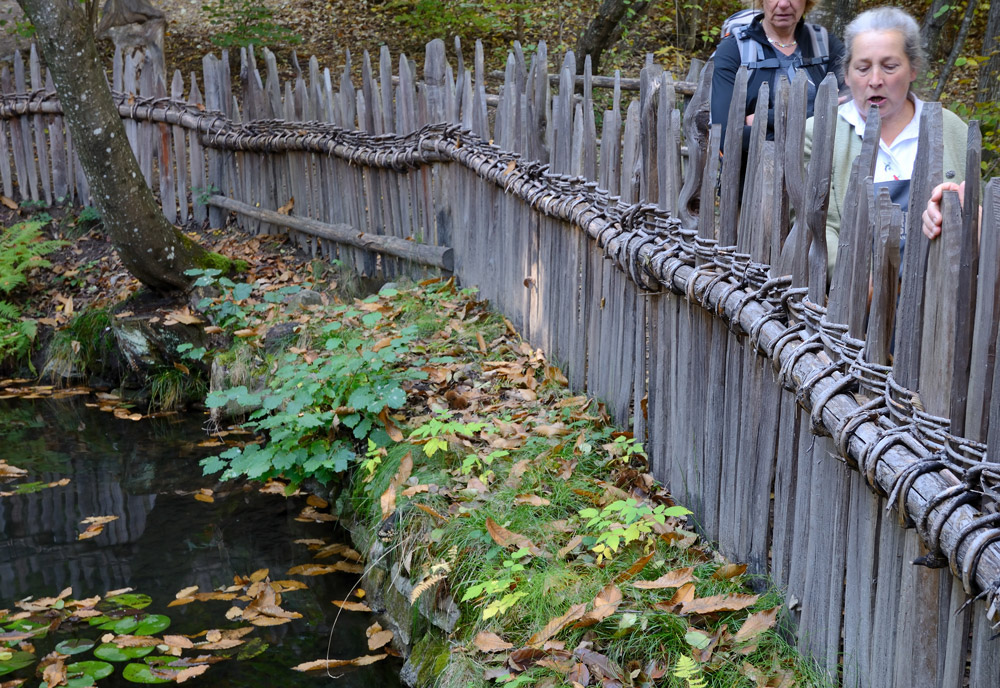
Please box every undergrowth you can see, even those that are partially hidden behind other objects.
[201,278,830,688]
[0,219,66,366]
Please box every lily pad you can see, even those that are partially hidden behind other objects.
[66,660,114,684]
[0,649,35,676]
[93,643,155,662]
[133,615,170,636]
[112,617,140,634]
[55,639,97,655]
[122,660,176,684]
[103,593,152,610]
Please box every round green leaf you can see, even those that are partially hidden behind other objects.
[66,660,114,680]
[122,662,173,684]
[103,594,152,610]
[0,649,35,676]
[133,615,170,636]
[93,643,155,662]
[55,639,97,655]
[112,617,140,634]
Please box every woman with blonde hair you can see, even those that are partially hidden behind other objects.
[711,0,845,156]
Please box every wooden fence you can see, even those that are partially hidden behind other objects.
[2,37,1000,687]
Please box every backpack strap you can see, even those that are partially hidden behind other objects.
[798,23,831,67]
[733,24,780,70]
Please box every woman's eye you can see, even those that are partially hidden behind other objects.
[883,64,899,72]
[855,65,870,75]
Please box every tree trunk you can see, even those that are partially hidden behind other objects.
[575,0,652,74]
[16,0,212,292]
[978,0,1000,102]
[807,0,855,44]
[921,0,952,63]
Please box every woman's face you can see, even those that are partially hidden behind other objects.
[846,30,917,125]
[762,0,808,33]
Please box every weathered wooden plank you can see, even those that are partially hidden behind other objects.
[920,191,964,416]
[776,70,809,279]
[717,66,747,246]
[841,473,880,688]
[969,601,1000,688]
[949,122,982,435]
[894,103,943,388]
[865,189,902,364]
[677,61,712,232]
[968,180,1000,439]
[12,52,38,201]
[0,112,12,199]
[187,73,207,223]
[803,74,837,303]
[620,101,640,202]
[29,45,51,205]
[638,64,661,205]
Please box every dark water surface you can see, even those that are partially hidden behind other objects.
[0,397,401,687]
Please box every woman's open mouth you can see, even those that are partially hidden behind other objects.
[868,96,886,107]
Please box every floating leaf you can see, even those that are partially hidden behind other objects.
[93,643,155,662]
[174,664,209,683]
[65,660,113,681]
[55,639,96,655]
[473,632,513,653]
[367,630,393,651]
[103,594,151,610]
[0,651,34,676]
[330,600,371,612]
[121,662,172,684]
[287,562,363,576]
[133,615,170,636]
[292,654,387,671]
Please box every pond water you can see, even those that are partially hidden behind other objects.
[0,396,402,687]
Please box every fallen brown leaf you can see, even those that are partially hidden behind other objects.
[734,607,779,642]
[473,631,513,653]
[485,517,545,557]
[632,566,697,590]
[292,655,387,672]
[573,583,622,628]
[528,603,587,647]
[681,593,759,616]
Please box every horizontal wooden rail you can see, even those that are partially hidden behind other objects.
[205,196,454,271]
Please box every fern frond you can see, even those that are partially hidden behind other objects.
[409,572,447,603]
[673,654,707,688]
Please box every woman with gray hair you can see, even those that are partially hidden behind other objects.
[808,6,968,275]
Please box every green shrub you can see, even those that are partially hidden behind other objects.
[200,0,302,49]
[0,220,65,365]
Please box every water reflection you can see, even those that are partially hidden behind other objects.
[0,397,401,687]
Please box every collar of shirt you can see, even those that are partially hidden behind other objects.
[840,94,923,183]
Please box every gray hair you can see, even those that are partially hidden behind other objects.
[843,7,925,75]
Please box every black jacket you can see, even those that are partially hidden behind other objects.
[710,14,845,151]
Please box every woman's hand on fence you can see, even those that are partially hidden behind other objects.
[922,181,965,240]
[745,113,755,126]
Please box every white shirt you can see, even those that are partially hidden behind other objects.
[839,95,922,184]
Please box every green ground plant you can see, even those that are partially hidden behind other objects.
[202,279,830,687]
[200,0,302,49]
[40,308,115,383]
[0,219,65,366]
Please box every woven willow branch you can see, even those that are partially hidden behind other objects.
[4,89,999,624]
